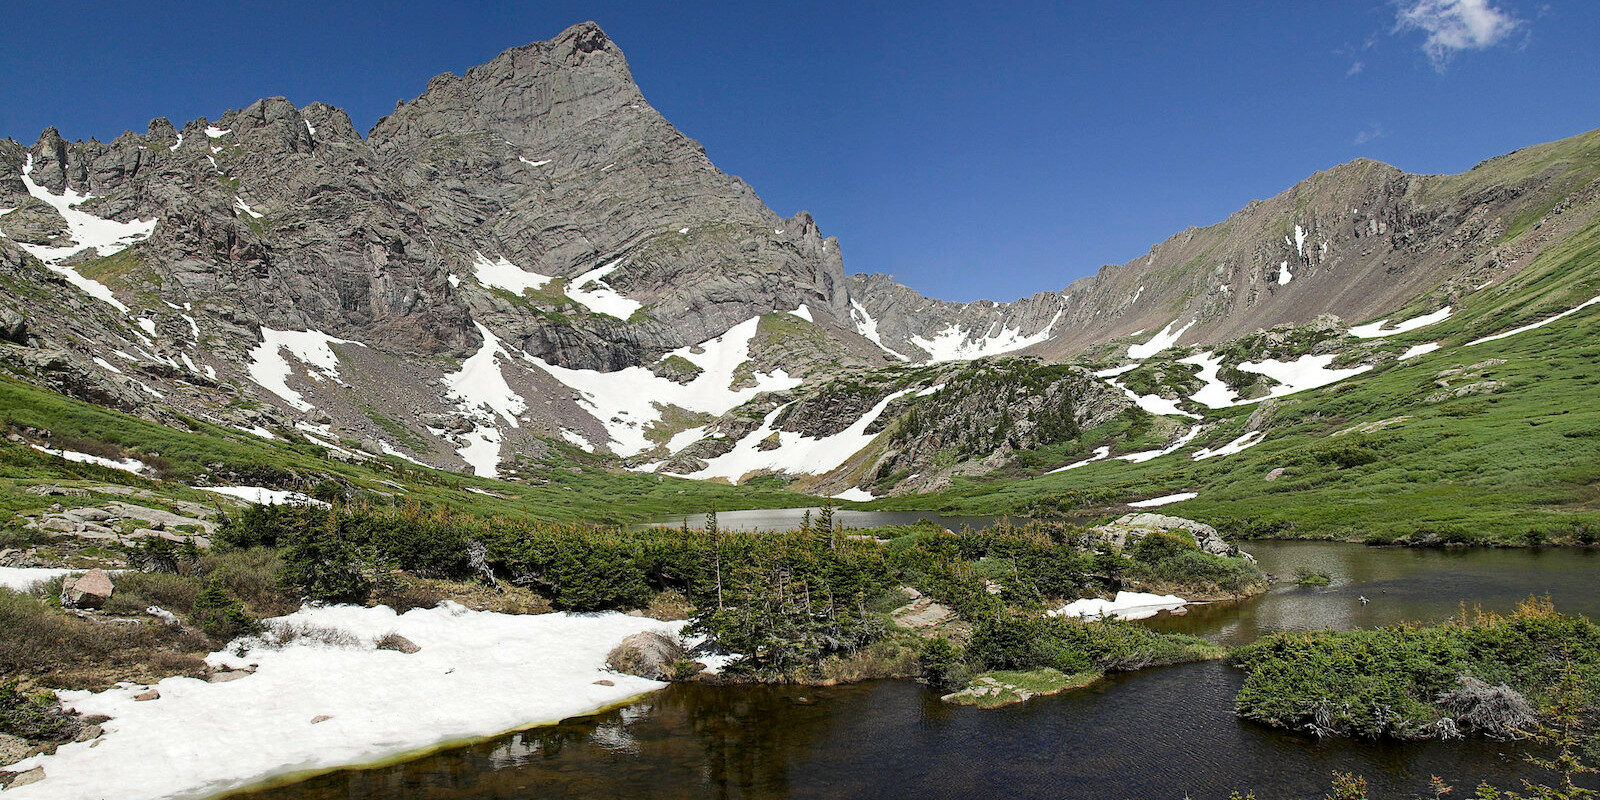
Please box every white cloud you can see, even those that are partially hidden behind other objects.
[1353,122,1385,145]
[1346,60,1365,77]
[1395,0,1524,69]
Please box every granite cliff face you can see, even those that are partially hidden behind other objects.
[2,21,1598,490]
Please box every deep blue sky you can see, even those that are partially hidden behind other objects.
[3,1,1596,302]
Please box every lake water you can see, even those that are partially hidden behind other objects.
[226,542,1600,800]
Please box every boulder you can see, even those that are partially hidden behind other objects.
[310,715,332,724]
[604,631,686,681]
[4,766,46,789]
[1095,513,1253,561]
[376,633,421,654]
[133,688,159,701]
[0,309,26,344]
[62,568,114,608]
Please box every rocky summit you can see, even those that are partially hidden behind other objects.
[2,21,1599,500]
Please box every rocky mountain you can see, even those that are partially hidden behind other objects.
[2,21,1598,498]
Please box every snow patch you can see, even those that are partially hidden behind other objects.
[246,328,361,413]
[831,487,876,502]
[1049,591,1187,621]
[5,604,686,800]
[686,389,916,482]
[1236,354,1372,400]
[1129,492,1198,508]
[1465,295,1600,346]
[200,486,327,507]
[519,157,551,167]
[1293,225,1306,258]
[1277,260,1293,286]
[234,198,263,219]
[849,299,907,361]
[565,260,642,319]
[1399,342,1442,360]
[1192,430,1265,461]
[1177,351,1241,409]
[908,309,1063,363]
[30,444,148,475]
[1127,319,1194,359]
[204,126,231,138]
[1117,426,1201,464]
[528,317,800,457]
[0,567,75,593]
[1049,446,1111,473]
[9,155,158,312]
[1348,306,1453,338]
[471,252,552,295]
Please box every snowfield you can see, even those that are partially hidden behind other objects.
[8,155,158,313]
[1128,492,1198,508]
[528,316,801,457]
[0,566,76,592]
[29,444,149,476]
[906,309,1063,363]
[471,252,552,295]
[246,328,363,413]
[1465,294,1600,346]
[1127,319,1194,359]
[1348,306,1453,338]
[1049,591,1187,621]
[685,388,917,482]
[200,486,329,507]
[565,260,642,319]
[5,603,686,800]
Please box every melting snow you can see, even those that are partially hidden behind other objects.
[1277,260,1293,286]
[92,356,123,374]
[1048,445,1111,473]
[849,299,907,361]
[440,323,527,478]
[1176,351,1240,409]
[908,309,1063,363]
[1236,354,1372,400]
[1127,319,1194,359]
[1399,343,1442,360]
[565,261,642,319]
[529,317,800,457]
[1192,430,1265,461]
[8,155,158,312]
[1117,426,1201,464]
[1348,306,1453,338]
[790,304,814,322]
[4,603,686,800]
[168,133,183,151]
[204,126,231,138]
[30,444,148,475]
[1293,225,1306,258]
[246,328,361,413]
[471,252,552,295]
[1465,295,1600,346]
[686,389,916,482]
[200,486,328,507]
[0,567,76,593]
[518,157,551,167]
[1048,591,1186,621]
[1118,384,1199,419]
[831,487,876,502]
[1129,492,1198,508]
[234,198,263,219]
[1093,363,1139,378]
[304,120,316,136]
